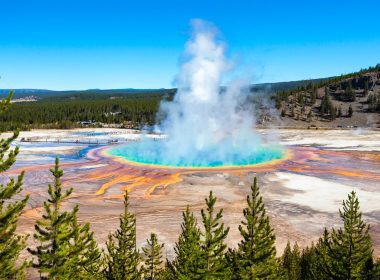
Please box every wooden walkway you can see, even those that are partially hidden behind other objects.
[20,137,125,145]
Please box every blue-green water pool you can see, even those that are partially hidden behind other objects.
[107,141,285,168]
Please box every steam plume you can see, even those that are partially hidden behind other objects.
[110,20,283,167]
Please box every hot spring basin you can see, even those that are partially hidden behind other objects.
[106,141,286,169]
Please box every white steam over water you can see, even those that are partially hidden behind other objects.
[109,20,283,167]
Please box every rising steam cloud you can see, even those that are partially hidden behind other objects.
[109,20,283,167]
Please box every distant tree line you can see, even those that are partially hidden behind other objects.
[2,64,380,131]
[0,91,173,131]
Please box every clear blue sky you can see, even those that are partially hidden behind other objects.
[1,0,379,90]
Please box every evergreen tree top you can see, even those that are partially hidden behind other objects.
[234,177,279,279]
[0,90,29,279]
[104,190,141,280]
[142,232,165,280]
[317,190,374,279]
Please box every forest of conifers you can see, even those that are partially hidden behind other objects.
[1,93,380,279]
[1,64,380,132]
[0,91,172,131]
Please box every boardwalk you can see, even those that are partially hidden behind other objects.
[20,137,123,145]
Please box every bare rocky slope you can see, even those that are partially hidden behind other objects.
[261,66,380,129]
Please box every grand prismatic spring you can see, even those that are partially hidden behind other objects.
[2,21,380,259]
[106,141,285,168]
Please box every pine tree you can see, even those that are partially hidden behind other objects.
[28,158,75,278]
[344,81,356,102]
[103,190,141,280]
[300,244,320,280]
[158,259,176,280]
[316,191,374,279]
[311,87,317,104]
[226,248,240,280]
[281,242,292,277]
[28,158,101,279]
[195,191,230,279]
[142,233,164,280]
[68,215,102,279]
[374,259,380,279]
[281,242,301,280]
[172,206,201,279]
[320,90,333,116]
[348,105,354,117]
[0,91,29,279]
[233,177,279,279]
[364,80,369,96]
[338,106,342,118]
[330,105,336,120]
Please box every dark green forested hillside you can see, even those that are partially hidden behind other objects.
[0,90,175,131]
[0,76,334,132]
[1,64,380,131]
